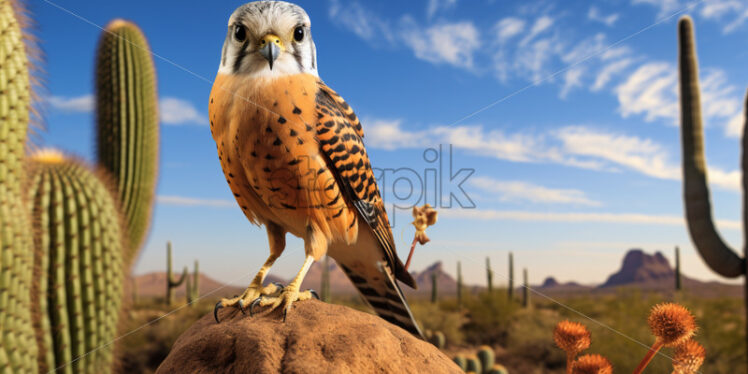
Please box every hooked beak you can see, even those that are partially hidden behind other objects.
[258,34,284,70]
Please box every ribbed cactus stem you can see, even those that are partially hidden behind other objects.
[321,255,330,302]
[29,157,125,373]
[431,272,438,304]
[486,257,493,293]
[186,260,199,305]
[679,16,745,277]
[95,20,159,267]
[522,268,529,308]
[457,261,462,308]
[0,1,38,372]
[675,246,682,291]
[678,16,748,369]
[166,242,187,306]
[508,252,514,301]
[477,346,495,371]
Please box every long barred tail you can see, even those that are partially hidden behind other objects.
[340,263,424,338]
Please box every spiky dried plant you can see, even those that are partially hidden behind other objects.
[571,354,613,374]
[634,303,698,374]
[554,320,592,374]
[672,340,706,374]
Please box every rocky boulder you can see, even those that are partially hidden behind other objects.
[156,300,461,373]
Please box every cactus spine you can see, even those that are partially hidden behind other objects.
[320,255,330,302]
[28,156,125,373]
[186,260,199,305]
[678,16,748,366]
[486,257,493,293]
[95,20,159,266]
[431,272,438,303]
[166,241,187,306]
[457,261,463,308]
[675,246,682,291]
[522,268,529,308]
[0,1,38,371]
[508,252,514,301]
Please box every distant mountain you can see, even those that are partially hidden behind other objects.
[601,249,673,287]
[597,249,742,297]
[407,261,458,295]
[300,259,356,295]
[538,277,590,292]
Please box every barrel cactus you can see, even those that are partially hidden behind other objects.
[487,364,509,374]
[429,330,445,349]
[95,19,159,266]
[477,346,495,371]
[0,0,38,371]
[28,152,125,373]
[466,356,482,374]
[453,354,467,371]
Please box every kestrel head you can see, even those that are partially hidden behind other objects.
[219,1,318,77]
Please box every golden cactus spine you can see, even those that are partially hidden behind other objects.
[28,156,126,373]
[95,20,159,267]
[0,0,38,371]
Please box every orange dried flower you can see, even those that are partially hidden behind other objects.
[647,303,697,347]
[554,320,591,355]
[572,354,613,374]
[672,340,706,374]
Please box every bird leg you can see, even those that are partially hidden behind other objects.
[214,253,282,322]
[249,254,319,320]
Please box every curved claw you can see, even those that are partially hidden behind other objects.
[214,301,224,323]
[249,296,263,316]
[238,299,246,315]
[309,289,320,300]
[272,282,285,292]
[283,308,288,322]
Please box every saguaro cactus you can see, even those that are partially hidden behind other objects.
[522,268,529,308]
[486,257,493,293]
[431,272,438,304]
[457,261,463,308]
[186,260,199,305]
[28,154,125,373]
[166,242,187,306]
[0,1,38,371]
[675,246,682,291]
[678,16,748,367]
[95,20,159,267]
[508,252,514,301]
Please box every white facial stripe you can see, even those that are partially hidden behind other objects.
[218,1,318,77]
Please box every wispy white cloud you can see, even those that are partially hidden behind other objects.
[48,94,94,113]
[328,1,480,69]
[470,176,601,206]
[588,6,620,27]
[440,207,741,229]
[633,0,748,33]
[615,62,743,136]
[157,195,235,208]
[495,17,525,43]
[364,120,740,191]
[400,19,481,69]
[48,94,207,126]
[426,0,458,19]
[519,16,554,46]
[159,97,208,126]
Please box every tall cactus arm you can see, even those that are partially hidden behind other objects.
[679,16,745,278]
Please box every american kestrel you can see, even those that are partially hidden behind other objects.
[209,1,422,337]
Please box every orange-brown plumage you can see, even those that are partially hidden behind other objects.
[210,1,420,336]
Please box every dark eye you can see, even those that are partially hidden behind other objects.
[293,26,304,42]
[234,25,246,42]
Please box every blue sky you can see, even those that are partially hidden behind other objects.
[33,0,748,287]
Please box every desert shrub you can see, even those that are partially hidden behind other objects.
[410,302,468,346]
